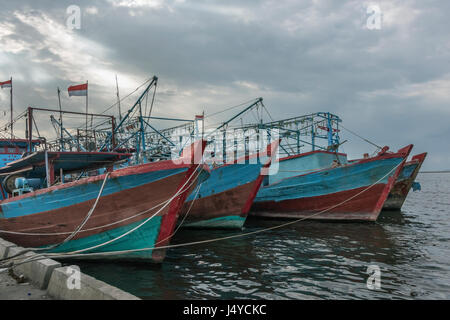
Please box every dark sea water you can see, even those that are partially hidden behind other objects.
[78,173,450,300]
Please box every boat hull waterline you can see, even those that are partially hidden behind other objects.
[0,144,208,262]
[383,152,427,211]
[179,140,280,229]
[250,145,413,221]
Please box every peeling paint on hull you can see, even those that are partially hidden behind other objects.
[0,161,203,262]
[180,163,264,229]
[251,146,412,221]
[383,153,427,211]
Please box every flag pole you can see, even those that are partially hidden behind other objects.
[10,77,13,139]
[86,80,88,144]
[57,87,63,151]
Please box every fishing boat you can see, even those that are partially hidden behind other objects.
[179,140,280,229]
[250,145,413,221]
[382,152,427,210]
[0,140,209,262]
[263,149,349,181]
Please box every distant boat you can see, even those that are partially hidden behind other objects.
[179,140,280,229]
[0,141,209,262]
[250,145,413,221]
[382,152,427,210]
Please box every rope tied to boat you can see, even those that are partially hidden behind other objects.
[1,160,404,268]
[0,172,111,264]
[0,164,205,270]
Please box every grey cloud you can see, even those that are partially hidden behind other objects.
[0,0,449,170]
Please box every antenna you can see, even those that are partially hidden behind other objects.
[115,75,122,122]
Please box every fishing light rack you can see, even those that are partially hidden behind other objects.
[24,107,117,153]
[235,112,342,158]
[133,98,268,162]
[137,111,342,162]
[119,89,342,163]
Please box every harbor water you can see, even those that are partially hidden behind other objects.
[78,173,450,299]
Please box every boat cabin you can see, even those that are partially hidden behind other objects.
[0,151,131,200]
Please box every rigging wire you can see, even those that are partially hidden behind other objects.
[100,78,152,116]
[204,98,261,120]
[340,125,382,150]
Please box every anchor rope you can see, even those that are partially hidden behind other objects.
[2,159,404,269]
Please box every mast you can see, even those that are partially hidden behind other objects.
[85,80,88,144]
[10,77,13,139]
[115,75,122,122]
[100,76,157,151]
[57,87,64,151]
[27,107,33,152]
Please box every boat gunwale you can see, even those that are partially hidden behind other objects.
[262,145,412,189]
[205,139,281,170]
[279,149,348,162]
[0,158,194,205]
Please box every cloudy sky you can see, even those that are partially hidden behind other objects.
[0,0,449,170]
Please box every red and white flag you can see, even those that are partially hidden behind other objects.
[0,80,12,89]
[68,82,88,96]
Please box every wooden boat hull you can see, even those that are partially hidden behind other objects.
[383,152,427,210]
[250,145,412,221]
[179,140,279,229]
[179,163,265,229]
[0,160,207,262]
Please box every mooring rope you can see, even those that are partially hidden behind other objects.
[2,159,404,269]
[154,182,203,247]
[51,172,111,247]
[0,172,111,262]
[0,164,204,269]
[63,164,203,255]
[0,168,202,237]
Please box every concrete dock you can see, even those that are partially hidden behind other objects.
[0,269,52,300]
[0,238,140,300]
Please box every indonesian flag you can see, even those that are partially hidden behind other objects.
[68,82,88,96]
[195,114,204,120]
[318,125,340,133]
[0,80,12,88]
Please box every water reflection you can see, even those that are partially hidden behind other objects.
[78,173,450,300]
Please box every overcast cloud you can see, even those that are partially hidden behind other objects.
[0,0,449,170]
